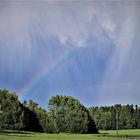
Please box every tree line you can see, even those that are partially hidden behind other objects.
[0,89,140,133]
[0,89,98,133]
[89,104,140,130]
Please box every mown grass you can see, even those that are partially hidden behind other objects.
[100,129,140,135]
[0,130,140,140]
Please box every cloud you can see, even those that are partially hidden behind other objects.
[0,1,140,106]
[0,1,128,49]
[0,1,122,73]
[100,2,138,83]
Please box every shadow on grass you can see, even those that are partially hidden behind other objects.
[0,131,35,137]
[99,132,109,135]
[0,133,32,137]
[97,133,140,139]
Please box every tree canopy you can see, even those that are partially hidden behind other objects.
[89,104,140,130]
[48,95,98,133]
[0,89,98,133]
[0,89,140,133]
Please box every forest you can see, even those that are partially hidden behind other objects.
[0,89,140,134]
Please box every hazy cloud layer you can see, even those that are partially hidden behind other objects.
[0,1,140,107]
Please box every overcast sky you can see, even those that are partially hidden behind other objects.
[0,1,140,108]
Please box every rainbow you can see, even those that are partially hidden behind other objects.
[18,47,77,99]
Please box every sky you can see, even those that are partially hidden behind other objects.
[0,1,140,108]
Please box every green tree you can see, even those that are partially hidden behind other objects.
[0,89,24,130]
[98,111,112,130]
[48,95,98,134]
[0,105,3,130]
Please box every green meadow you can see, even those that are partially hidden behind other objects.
[0,130,140,140]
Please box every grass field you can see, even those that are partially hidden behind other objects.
[0,130,140,140]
